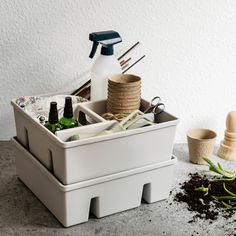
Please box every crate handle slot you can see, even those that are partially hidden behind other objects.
[78,111,87,126]
[48,149,54,174]
[24,127,29,150]
[142,183,151,203]
[90,197,100,218]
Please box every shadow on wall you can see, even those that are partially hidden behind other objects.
[59,69,91,94]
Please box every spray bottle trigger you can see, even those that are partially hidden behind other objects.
[89,41,99,59]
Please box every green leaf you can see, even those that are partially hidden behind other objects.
[195,186,208,196]
[218,162,224,171]
[203,157,235,179]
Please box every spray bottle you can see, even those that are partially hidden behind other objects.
[89,30,122,101]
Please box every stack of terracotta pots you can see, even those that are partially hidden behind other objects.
[107,74,141,115]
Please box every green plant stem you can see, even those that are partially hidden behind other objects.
[195,186,209,196]
[203,157,235,179]
[212,196,236,201]
[222,201,236,210]
[210,176,236,182]
[222,201,232,209]
[223,183,236,197]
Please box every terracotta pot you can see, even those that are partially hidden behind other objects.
[108,74,141,88]
[187,128,216,165]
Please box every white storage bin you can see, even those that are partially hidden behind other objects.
[12,138,177,227]
[12,96,178,185]
[11,99,104,169]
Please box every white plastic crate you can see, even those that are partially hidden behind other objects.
[12,137,177,227]
[12,96,178,185]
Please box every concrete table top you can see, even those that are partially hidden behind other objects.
[0,141,236,236]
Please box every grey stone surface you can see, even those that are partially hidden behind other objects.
[0,141,236,236]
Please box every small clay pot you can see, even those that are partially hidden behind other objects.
[107,97,140,105]
[108,74,141,88]
[108,90,141,98]
[108,82,141,90]
[187,128,217,165]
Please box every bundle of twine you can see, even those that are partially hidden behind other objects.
[101,112,126,121]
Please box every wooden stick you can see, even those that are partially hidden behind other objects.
[120,57,131,66]
[121,63,129,71]
[119,59,125,65]
[122,55,146,74]
[118,42,140,61]
[71,79,91,97]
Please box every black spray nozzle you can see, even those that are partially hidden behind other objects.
[48,102,58,124]
[89,30,122,58]
[64,97,73,118]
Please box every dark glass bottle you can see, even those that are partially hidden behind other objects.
[44,102,62,134]
[59,97,79,129]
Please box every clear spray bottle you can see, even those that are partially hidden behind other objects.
[89,30,122,101]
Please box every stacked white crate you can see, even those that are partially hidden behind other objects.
[11,96,178,227]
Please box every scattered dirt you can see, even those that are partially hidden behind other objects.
[174,172,236,221]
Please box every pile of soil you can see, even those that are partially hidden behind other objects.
[174,172,236,221]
